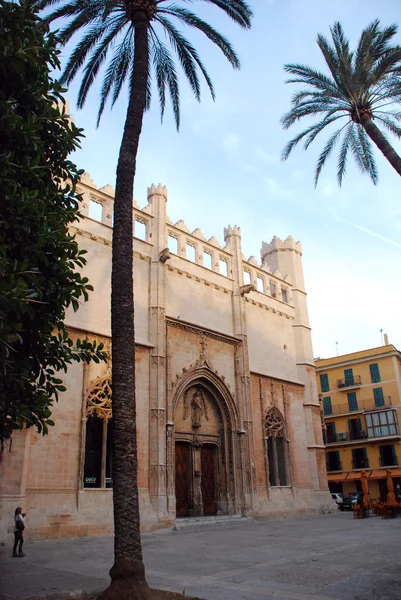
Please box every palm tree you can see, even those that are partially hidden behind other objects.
[35,1,252,598]
[281,20,401,186]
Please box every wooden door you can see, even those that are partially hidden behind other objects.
[201,444,217,515]
[175,442,192,517]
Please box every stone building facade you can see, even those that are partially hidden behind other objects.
[0,174,332,542]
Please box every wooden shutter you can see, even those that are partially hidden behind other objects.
[344,368,354,386]
[323,396,332,415]
[373,387,385,407]
[369,363,381,383]
[347,392,358,411]
[320,374,329,392]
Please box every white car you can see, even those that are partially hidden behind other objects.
[331,493,344,509]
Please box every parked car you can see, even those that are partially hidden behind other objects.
[331,493,344,509]
[342,492,363,511]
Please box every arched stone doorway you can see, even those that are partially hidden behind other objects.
[172,378,237,518]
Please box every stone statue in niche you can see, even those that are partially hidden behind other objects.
[191,388,208,429]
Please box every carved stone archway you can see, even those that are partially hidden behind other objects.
[167,362,239,518]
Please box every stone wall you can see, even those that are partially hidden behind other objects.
[0,175,332,544]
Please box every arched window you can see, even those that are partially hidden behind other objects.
[265,407,288,487]
[84,377,113,489]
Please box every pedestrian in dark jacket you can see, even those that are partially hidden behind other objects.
[12,506,26,557]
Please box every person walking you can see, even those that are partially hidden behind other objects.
[12,507,26,557]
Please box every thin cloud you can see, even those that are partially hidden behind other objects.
[328,208,401,250]
[350,224,401,250]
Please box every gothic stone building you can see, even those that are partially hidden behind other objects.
[0,174,332,541]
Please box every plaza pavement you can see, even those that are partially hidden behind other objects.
[0,512,400,600]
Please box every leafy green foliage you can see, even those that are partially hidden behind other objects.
[281,20,401,186]
[35,0,252,128]
[0,0,107,445]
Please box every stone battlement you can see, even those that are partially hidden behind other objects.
[76,174,300,285]
[261,236,302,263]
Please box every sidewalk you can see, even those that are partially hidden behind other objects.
[1,513,400,600]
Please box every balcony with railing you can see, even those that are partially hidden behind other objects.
[325,423,401,445]
[337,375,361,390]
[325,431,368,445]
[324,396,392,417]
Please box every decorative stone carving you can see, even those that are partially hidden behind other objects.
[86,376,112,421]
[199,334,207,361]
[240,284,255,296]
[265,407,285,439]
[191,388,208,428]
[158,248,171,263]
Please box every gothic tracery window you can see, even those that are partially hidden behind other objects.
[84,377,113,489]
[265,407,288,487]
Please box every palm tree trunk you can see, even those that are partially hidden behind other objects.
[98,11,150,600]
[361,115,401,178]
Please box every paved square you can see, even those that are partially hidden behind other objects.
[0,513,400,600]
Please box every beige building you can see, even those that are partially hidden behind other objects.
[0,174,332,542]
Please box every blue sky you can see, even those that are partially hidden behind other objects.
[60,0,401,359]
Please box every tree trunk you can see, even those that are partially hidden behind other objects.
[98,11,150,600]
[361,114,401,178]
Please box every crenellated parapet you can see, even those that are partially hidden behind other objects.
[224,225,241,240]
[99,183,114,197]
[147,183,167,200]
[261,235,302,262]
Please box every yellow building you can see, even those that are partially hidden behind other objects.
[315,344,401,499]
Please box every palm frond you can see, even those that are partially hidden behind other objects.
[96,26,134,126]
[330,21,354,94]
[351,125,378,184]
[374,115,401,138]
[198,0,252,28]
[337,123,353,186]
[60,17,124,86]
[150,30,180,128]
[284,64,340,96]
[159,6,240,69]
[304,113,346,149]
[76,21,125,109]
[155,15,201,101]
[282,101,347,129]
[314,125,345,186]
[155,14,215,100]
[281,114,345,161]
[316,34,346,95]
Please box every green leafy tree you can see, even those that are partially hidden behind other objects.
[0,0,106,447]
[35,0,253,598]
[281,20,401,186]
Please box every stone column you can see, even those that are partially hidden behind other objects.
[148,184,168,517]
[224,225,258,514]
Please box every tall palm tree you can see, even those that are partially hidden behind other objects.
[35,1,252,599]
[281,20,401,186]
